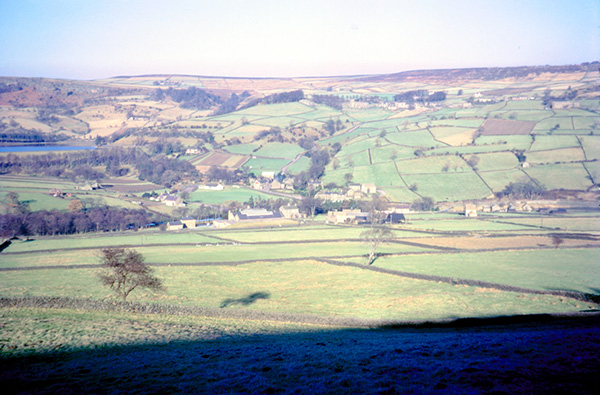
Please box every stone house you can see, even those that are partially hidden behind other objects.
[164,195,185,207]
[279,205,304,219]
[326,209,369,224]
[167,220,184,231]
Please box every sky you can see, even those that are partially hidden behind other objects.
[0,0,598,80]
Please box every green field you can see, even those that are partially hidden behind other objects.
[244,157,291,173]
[478,169,530,191]
[336,136,379,156]
[284,155,311,174]
[351,162,404,186]
[253,142,305,159]
[526,147,585,164]
[469,151,519,171]
[385,130,443,147]
[0,191,71,211]
[396,155,468,174]
[3,232,221,254]
[191,187,275,204]
[371,248,600,294]
[336,150,371,168]
[223,142,260,155]
[232,102,313,117]
[369,145,415,164]
[1,213,597,323]
[402,172,492,201]
[529,135,580,151]
[524,163,594,190]
[475,134,533,149]
[579,135,600,160]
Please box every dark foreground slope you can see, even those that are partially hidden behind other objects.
[2,312,599,394]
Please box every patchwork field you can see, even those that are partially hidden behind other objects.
[192,151,249,169]
[1,66,600,394]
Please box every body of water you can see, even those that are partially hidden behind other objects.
[0,146,96,153]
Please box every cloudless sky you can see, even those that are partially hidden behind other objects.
[0,0,598,80]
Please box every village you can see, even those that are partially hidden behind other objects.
[147,171,575,231]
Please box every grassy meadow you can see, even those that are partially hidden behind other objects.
[2,213,598,321]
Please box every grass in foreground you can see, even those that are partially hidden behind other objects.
[1,307,599,394]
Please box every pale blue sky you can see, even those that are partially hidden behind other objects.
[0,0,598,80]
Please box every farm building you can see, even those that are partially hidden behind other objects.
[308,181,322,190]
[162,195,185,207]
[345,188,367,200]
[491,204,505,213]
[199,183,224,190]
[185,148,201,155]
[212,220,232,228]
[385,213,406,224]
[315,190,347,202]
[261,171,276,179]
[252,179,270,190]
[326,209,370,224]
[387,204,411,214]
[361,183,377,194]
[228,208,283,221]
[464,203,478,217]
[279,205,304,219]
[181,216,197,229]
[77,182,101,191]
[167,220,184,231]
[269,178,295,190]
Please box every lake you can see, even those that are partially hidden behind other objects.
[0,146,96,153]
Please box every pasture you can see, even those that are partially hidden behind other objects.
[401,172,492,201]
[190,187,274,204]
[2,212,598,316]
[524,163,593,190]
[244,157,291,173]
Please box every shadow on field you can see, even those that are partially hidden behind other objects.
[543,287,600,305]
[220,291,271,308]
[1,313,600,394]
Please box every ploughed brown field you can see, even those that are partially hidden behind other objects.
[194,151,249,170]
[480,119,536,135]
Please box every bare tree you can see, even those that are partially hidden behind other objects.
[361,225,392,265]
[299,196,322,218]
[360,196,392,265]
[97,248,165,302]
[551,234,564,249]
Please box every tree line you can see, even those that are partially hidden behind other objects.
[0,207,158,238]
[150,87,223,109]
[240,90,304,110]
[393,90,447,104]
[0,147,198,187]
[311,94,345,110]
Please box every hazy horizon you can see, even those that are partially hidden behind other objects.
[1,0,598,80]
